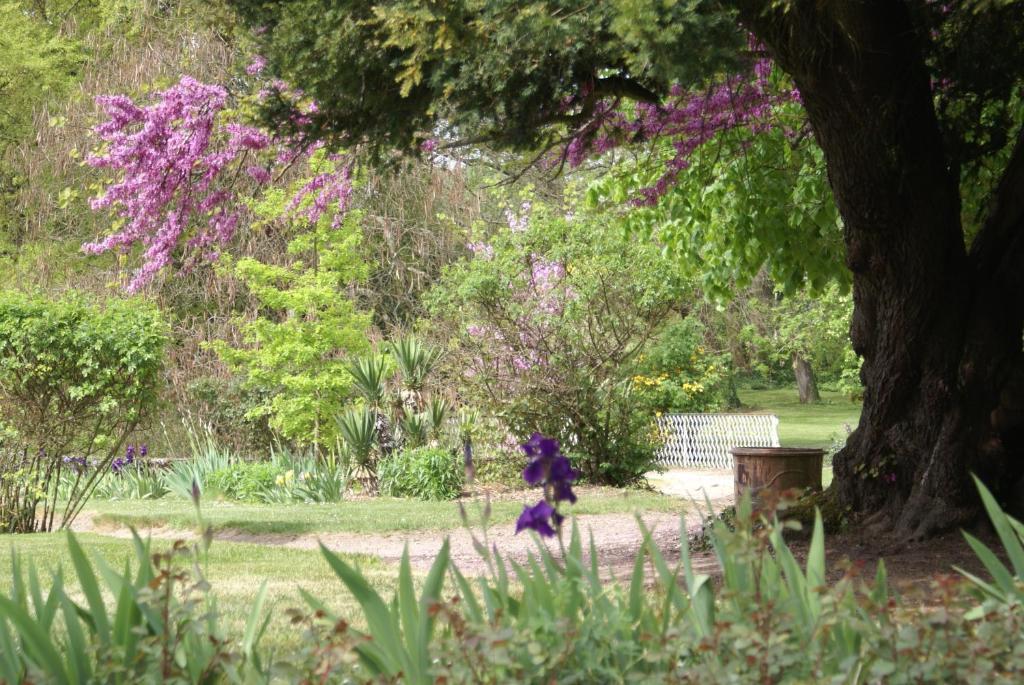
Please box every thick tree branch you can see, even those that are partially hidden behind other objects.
[590,76,661,105]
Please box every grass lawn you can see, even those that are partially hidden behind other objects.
[0,531,394,652]
[736,386,862,449]
[85,486,682,536]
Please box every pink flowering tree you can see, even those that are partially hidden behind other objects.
[83,74,353,291]
[427,199,686,485]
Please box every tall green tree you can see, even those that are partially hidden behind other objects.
[231,0,1024,538]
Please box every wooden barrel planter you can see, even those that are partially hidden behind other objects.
[730,447,824,505]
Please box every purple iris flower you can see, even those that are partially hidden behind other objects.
[516,500,557,537]
[515,433,580,536]
[553,479,577,504]
[522,433,560,459]
[140,444,148,458]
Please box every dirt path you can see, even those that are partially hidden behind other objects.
[74,507,727,577]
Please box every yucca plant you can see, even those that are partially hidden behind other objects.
[336,407,378,489]
[347,354,390,409]
[399,412,429,450]
[424,397,448,439]
[387,336,439,396]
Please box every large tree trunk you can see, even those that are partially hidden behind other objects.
[740,1,1024,537]
[792,353,821,404]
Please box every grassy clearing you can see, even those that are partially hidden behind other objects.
[86,487,683,536]
[736,386,862,449]
[0,532,394,652]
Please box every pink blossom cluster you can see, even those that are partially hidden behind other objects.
[84,75,354,290]
[564,58,796,205]
[286,163,354,228]
[84,77,271,290]
[466,241,494,259]
[246,55,268,76]
[504,201,531,233]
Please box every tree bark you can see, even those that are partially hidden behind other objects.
[739,1,1024,537]
[792,353,821,404]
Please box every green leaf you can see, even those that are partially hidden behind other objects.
[0,596,70,685]
[973,475,1024,577]
[65,532,110,646]
[320,543,412,679]
[242,581,270,658]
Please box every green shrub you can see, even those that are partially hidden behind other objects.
[378,446,463,500]
[633,317,737,413]
[206,462,283,502]
[427,201,682,486]
[0,292,166,532]
[473,451,526,489]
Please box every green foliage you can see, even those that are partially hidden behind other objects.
[388,336,438,393]
[228,0,744,154]
[0,2,84,148]
[206,462,284,503]
[161,424,234,500]
[335,406,378,473]
[0,291,166,532]
[3,481,1024,683]
[587,104,845,298]
[346,354,389,408]
[956,476,1024,609]
[633,317,736,413]
[307,541,451,684]
[378,446,463,501]
[760,284,856,384]
[211,204,372,451]
[0,528,271,684]
[301,484,1024,683]
[428,198,684,485]
[184,375,276,455]
[92,463,168,501]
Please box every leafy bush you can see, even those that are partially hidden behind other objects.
[378,447,463,500]
[0,292,166,532]
[210,205,372,454]
[427,200,683,485]
[633,317,737,413]
[206,462,283,502]
[473,452,526,489]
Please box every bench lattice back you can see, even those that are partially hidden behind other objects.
[655,413,780,468]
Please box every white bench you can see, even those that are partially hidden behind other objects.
[655,413,780,469]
